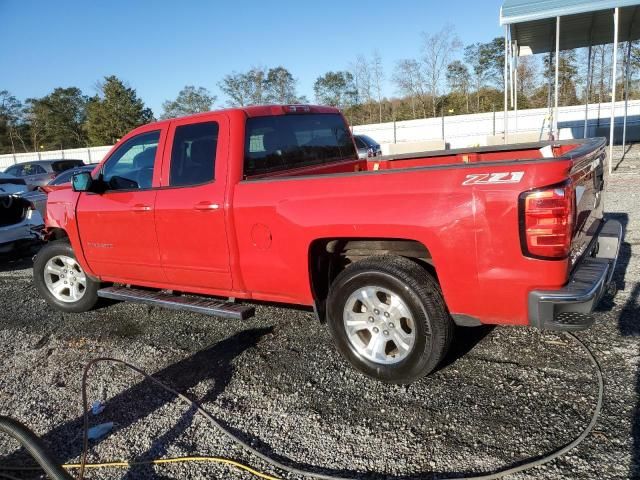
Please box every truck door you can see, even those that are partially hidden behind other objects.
[76,127,166,283]
[154,114,232,290]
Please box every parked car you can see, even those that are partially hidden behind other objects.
[4,159,85,189]
[0,173,46,254]
[40,164,99,193]
[354,134,382,159]
[33,104,620,384]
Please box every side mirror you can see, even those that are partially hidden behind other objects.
[71,172,93,192]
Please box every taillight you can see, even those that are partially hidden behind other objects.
[519,181,575,259]
[282,105,311,114]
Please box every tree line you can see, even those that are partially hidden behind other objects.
[2,26,640,155]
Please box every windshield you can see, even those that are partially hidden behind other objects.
[244,113,356,177]
[52,160,84,173]
[358,135,378,147]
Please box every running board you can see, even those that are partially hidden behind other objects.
[97,286,255,320]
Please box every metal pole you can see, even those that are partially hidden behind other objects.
[393,120,397,144]
[509,41,514,108]
[554,16,560,140]
[623,40,631,153]
[504,25,509,144]
[584,44,593,138]
[441,107,445,140]
[547,52,553,140]
[609,7,619,174]
[514,41,519,135]
[493,106,496,136]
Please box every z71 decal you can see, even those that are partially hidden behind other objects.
[462,171,524,186]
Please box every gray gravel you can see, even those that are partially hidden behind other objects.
[0,145,639,480]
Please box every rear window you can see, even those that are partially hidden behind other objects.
[244,113,356,177]
[52,160,84,173]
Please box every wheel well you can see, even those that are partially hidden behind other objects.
[309,238,435,322]
[45,228,69,242]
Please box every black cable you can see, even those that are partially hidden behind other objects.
[78,331,603,480]
[0,416,73,480]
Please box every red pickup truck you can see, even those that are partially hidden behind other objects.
[34,105,621,383]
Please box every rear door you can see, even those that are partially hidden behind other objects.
[76,126,167,283]
[23,163,49,187]
[154,114,232,290]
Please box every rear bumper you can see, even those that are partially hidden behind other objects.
[528,219,622,331]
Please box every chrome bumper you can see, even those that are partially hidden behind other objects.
[528,219,622,331]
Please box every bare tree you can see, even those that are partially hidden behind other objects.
[392,59,429,118]
[518,55,539,98]
[372,50,384,122]
[352,54,373,121]
[421,25,462,116]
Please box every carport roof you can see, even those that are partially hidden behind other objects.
[500,0,640,54]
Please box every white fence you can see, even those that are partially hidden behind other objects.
[352,99,640,149]
[1,100,639,170]
[0,145,113,170]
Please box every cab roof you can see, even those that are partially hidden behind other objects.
[146,104,342,129]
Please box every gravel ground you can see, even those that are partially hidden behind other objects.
[0,146,638,480]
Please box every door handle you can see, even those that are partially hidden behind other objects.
[194,201,220,211]
[132,204,152,212]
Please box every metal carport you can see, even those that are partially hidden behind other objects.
[500,0,640,173]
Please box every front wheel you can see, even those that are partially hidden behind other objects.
[326,255,453,384]
[33,240,100,313]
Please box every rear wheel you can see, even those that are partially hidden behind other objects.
[327,255,453,384]
[33,241,100,313]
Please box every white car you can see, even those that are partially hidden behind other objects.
[0,173,46,254]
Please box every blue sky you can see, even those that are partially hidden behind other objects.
[1,0,505,116]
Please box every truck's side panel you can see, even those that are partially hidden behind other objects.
[232,155,581,326]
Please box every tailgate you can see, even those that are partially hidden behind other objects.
[567,139,606,267]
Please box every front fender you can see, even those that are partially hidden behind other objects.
[44,189,97,279]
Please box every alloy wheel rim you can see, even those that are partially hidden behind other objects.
[43,255,87,303]
[343,286,416,365]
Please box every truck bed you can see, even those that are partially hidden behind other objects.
[249,139,592,180]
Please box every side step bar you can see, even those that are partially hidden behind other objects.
[97,286,255,320]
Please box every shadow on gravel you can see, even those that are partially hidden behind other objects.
[0,253,33,273]
[0,327,273,478]
[600,213,640,479]
[437,325,494,372]
[623,283,640,479]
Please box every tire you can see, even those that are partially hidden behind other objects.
[326,255,454,384]
[33,240,100,313]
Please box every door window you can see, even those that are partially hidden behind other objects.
[20,164,46,176]
[102,131,160,190]
[169,122,219,187]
